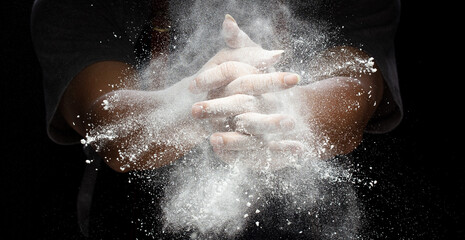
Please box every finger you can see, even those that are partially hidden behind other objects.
[204,47,284,70]
[192,94,258,119]
[267,140,306,155]
[213,143,304,171]
[222,14,259,49]
[234,113,295,135]
[222,47,284,69]
[210,132,263,151]
[256,145,304,171]
[224,72,301,96]
[189,61,258,93]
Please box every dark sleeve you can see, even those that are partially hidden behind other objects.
[31,0,140,144]
[333,0,403,133]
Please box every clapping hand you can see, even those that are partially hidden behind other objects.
[190,15,306,170]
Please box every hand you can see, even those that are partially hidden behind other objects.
[192,83,306,171]
[190,15,306,171]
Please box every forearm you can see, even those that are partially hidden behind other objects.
[60,61,204,172]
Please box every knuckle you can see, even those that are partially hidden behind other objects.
[219,61,237,80]
[226,38,239,48]
[246,74,273,94]
[233,94,257,110]
[237,94,256,102]
[233,119,247,133]
[193,76,202,87]
[245,95,259,111]
[236,77,251,93]
[263,74,276,87]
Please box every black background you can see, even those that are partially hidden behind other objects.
[3,1,463,239]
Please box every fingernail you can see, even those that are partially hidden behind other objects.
[225,14,236,23]
[192,103,205,118]
[211,135,224,148]
[283,74,301,86]
[267,50,285,64]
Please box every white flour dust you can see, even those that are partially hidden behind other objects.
[81,0,380,239]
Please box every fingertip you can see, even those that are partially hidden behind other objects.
[279,117,295,130]
[222,16,239,46]
[210,133,224,148]
[268,50,285,61]
[225,14,237,23]
[283,73,301,86]
[191,103,206,118]
[290,143,305,154]
[268,140,305,154]
[271,50,285,55]
[258,50,285,67]
[223,14,238,32]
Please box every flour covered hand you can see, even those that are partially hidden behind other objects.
[190,15,305,170]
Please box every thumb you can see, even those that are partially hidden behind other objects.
[221,14,259,49]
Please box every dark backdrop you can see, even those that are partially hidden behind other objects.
[3,1,463,239]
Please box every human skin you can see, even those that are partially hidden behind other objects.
[191,15,383,169]
[59,15,383,172]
